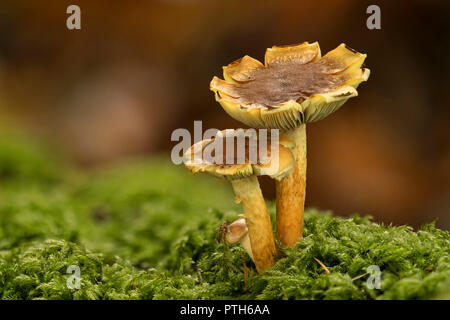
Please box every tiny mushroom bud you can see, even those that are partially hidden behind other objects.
[210,42,370,247]
[225,218,254,262]
[184,129,295,273]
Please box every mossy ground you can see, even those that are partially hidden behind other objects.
[0,131,449,300]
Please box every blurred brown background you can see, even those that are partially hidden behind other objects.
[0,0,449,229]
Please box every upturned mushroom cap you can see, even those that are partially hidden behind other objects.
[224,218,255,262]
[184,129,295,181]
[210,42,370,130]
[225,218,248,244]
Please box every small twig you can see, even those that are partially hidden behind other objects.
[314,257,330,274]
[240,254,248,290]
[352,272,369,281]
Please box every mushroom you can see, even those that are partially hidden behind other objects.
[184,129,295,273]
[224,217,254,261]
[210,42,370,247]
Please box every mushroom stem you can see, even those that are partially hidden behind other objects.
[275,123,307,246]
[231,176,277,273]
[240,234,254,261]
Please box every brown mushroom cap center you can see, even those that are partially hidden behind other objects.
[202,132,275,165]
[225,61,344,107]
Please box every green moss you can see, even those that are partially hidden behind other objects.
[0,131,449,300]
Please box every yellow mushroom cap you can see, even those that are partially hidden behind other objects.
[210,42,370,130]
[184,129,295,181]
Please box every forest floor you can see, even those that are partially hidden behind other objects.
[0,130,449,299]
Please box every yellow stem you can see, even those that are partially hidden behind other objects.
[275,124,307,247]
[231,176,277,273]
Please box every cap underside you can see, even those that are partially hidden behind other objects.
[184,129,294,181]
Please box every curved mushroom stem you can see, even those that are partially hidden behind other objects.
[240,234,254,261]
[275,124,307,247]
[231,176,277,273]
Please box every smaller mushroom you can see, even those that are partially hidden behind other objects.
[184,129,295,273]
[224,218,254,261]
